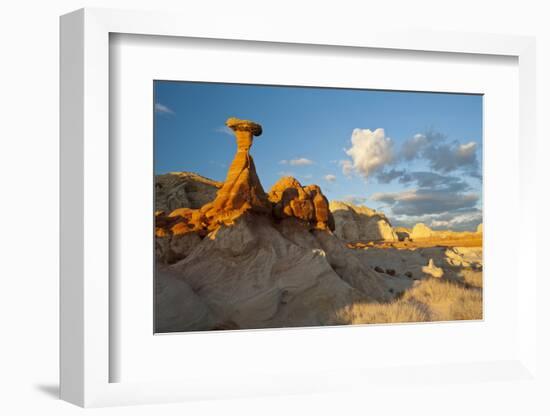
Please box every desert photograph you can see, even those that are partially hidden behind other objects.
[154,81,483,333]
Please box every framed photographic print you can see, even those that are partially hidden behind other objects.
[153,81,484,334]
[60,7,538,408]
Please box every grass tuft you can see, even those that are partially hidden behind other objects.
[337,278,482,325]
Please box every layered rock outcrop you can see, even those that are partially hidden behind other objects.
[155,117,337,263]
[155,118,271,261]
[155,172,221,212]
[165,213,389,331]
[269,177,335,231]
[155,117,394,331]
[394,227,412,241]
[410,223,434,240]
[329,201,398,243]
[154,116,483,332]
[409,222,482,242]
[155,118,271,240]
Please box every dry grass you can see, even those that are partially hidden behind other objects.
[338,278,482,325]
[403,278,482,321]
[339,300,430,324]
[460,270,483,288]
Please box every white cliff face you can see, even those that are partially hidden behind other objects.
[155,172,221,212]
[410,223,434,240]
[160,213,390,331]
[329,201,398,243]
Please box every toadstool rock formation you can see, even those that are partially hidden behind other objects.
[155,117,272,244]
[202,117,271,223]
[153,117,269,263]
[155,117,338,247]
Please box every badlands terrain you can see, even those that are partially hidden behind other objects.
[154,118,482,332]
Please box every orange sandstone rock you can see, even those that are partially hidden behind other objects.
[155,117,272,238]
[155,117,336,243]
[202,117,271,223]
[268,177,335,231]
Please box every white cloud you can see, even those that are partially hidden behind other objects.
[458,141,477,157]
[429,211,482,230]
[340,160,353,177]
[154,103,174,115]
[342,195,367,205]
[341,128,394,178]
[371,188,479,216]
[215,126,234,136]
[324,174,337,183]
[279,158,314,166]
[289,158,314,166]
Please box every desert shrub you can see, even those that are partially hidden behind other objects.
[448,290,483,320]
[337,278,482,325]
[460,270,483,288]
[337,300,430,325]
[403,278,482,321]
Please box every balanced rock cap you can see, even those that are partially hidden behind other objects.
[226,117,263,137]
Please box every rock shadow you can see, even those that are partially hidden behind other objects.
[352,244,483,297]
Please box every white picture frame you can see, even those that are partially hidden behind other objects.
[60,7,538,408]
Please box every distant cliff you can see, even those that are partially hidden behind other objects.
[329,201,398,243]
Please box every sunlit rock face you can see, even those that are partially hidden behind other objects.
[329,201,398,243]
[202,117,272,222]
[153,116,483,333]
[153,117,395,331]
[268,176,335,231]
[155,172,221,212]
[155,118,272,245]
[410,223,435,240]
[408,222,482,242]
[154,117,337,259]
[155,117,272,263]
[166,213,367,331]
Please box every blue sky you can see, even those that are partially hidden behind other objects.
[154,81,482,231]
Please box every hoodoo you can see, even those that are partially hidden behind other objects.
[155,117,272,242]
[202,117,272,223]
